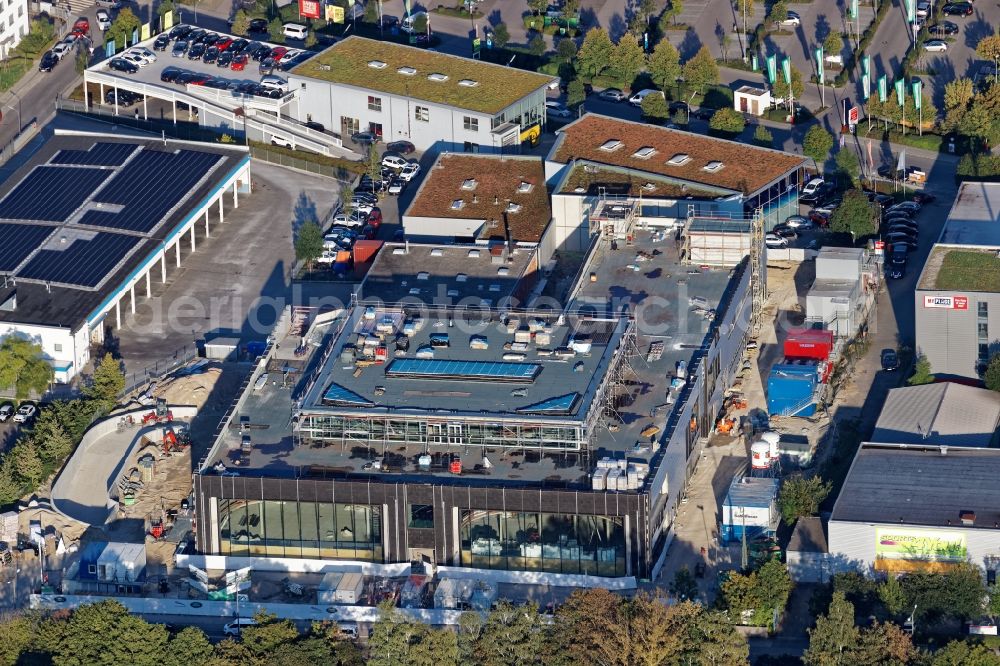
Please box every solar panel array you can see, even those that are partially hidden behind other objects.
[322,382,375,407]
[51,142,136,167]
[0,167,110,222]
[18,232,144,288]
[515,393,580,415]
[385,358,541,383]
[0,223,54,273]
[84,149,222,233]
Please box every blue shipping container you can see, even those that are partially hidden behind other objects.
[722,476,779,543]
[768,369,817,417]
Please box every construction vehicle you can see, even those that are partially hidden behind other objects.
[142,399,173,426]
[162,426,191,454]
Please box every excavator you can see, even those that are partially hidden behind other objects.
[162,426,191,454]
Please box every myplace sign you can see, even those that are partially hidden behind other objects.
[924,295,968,310]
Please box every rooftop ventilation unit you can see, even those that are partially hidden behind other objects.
[667,153,691,166]
[517,181,533,193]
[505,202,522,213]
[632,146,656,159]
[468,249,481,258]
[368,60,387,69]
[642,182,656,191]
[456,273,468,282]
[497,267,510,276]
[451,199,465,210]
[397,66,417,75]
[461,178,478,190]
[417,272,430,280]
[574,186,586,193]
[392,247,406,255]
[428,73,449,82]
[703,161,725,172]
[430,248,444,257]
[599,139,622,152]
[458,79,479,87]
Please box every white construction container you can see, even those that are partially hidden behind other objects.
[591,468,607,491]
[535,331,552,346]
[335,573,364,604]
[316,572,344,604]
[434,578,473,609]
[514,329,532,343]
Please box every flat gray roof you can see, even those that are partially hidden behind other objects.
[938,182,1000,248]
[832,443,1000,528]
[788,517,828,553]
[872,383,1000,448]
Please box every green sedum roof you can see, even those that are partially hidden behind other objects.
[291,36,555,115]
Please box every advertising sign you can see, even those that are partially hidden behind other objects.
[906,0,915,21]
[878,75,887,102]
[923,295,969,309]
[912,79,922,109]
[862,74,870,100]
[141,23,150,41]
[299,0,320,19]
[848,105,859,125]
[876,528,967,562]
[781,57,791,85]
[874,240,885,255]
[895,78,905,106]
[815,46,824,81]
[767,54,777,84]
[327,4,344,22]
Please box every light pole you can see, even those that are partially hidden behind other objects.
[7,89,21,132]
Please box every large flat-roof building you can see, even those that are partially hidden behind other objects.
[0,132,250,382]
[872,383,1000,447]
[544,114,808,252]
[916,182,1000,378]
[829,443,1000,574]
[289,37,555,152]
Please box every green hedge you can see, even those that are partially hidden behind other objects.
[957,153,1000,180]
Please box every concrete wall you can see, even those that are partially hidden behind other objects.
[549,193,591,253]
[402,215,483,240]
[915,289,1000,379]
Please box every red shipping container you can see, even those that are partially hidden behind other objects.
[352,239,383,265]
[784,328,834,361]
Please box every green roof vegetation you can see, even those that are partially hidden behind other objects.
[291,36,555,115]
[935,249,1000,292]
[559,163,724,198]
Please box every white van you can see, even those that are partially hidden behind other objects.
[401,11,428,33]
[259,75,288,94]
[223,618,257,636]
[283,23,309,41]
[628,88,663,107]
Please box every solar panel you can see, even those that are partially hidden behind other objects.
[18,232,143,288]
[0,166,110,222]
[515,393,580,415]
[385,358,541,383]
[0,223,55,272]
[51,142,136,166]
[87,149,222,233]
[322,383,374,407]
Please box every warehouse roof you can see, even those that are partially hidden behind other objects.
[919,246,1000,293]
[291,37,555,115]
[549,114,807,196]
[404,154,551,243]
[937,181,1000,248]
[832,443,1000,528]
[872,383,1000,448]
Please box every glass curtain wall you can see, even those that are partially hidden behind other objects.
[218,500,382,561]
[460,510,626,576]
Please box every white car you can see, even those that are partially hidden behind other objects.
[350,201,375,216]
[545,101,572,118]
[628,89,663,106]
[0,404,12,422]
[96,10,112,31]
[52,41,73,60]
[388,178,405,195]
[223,618,256,635]
[801,177,825,196]
[923,39,948,52]
[399,162,421,182]
[13,404,36,423]
[765,233,788,248]
[382,154,408,170]
[119,52,147,68]
[779,10,801,26]
[271,136,294,148]
[126,47,157,64]
[916,1,931,17]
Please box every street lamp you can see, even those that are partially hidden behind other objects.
[7,89,21,132]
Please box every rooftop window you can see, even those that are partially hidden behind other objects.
[703,161,725,172]
[517,181,533,193]
[632,146,656,159]
[458,79,479,87]
[368,60,387,69]
[667,153,691,166]
[450,199,465,210]
[397,66,417,75]
[431,248,444,256]
[428,73,449,82]
[506,202,522,213]
[461,178,478,190]
[599,139,622,152]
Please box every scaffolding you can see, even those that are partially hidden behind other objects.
[602,319,639,428]
[749,207,765,334]
[591,187,639,242]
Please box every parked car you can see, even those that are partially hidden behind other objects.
[887,201,921,214]
[352,192,378,206]
[884,234,917,249]
[13,403,36,423]
[545,101,572,118]
[105,89,142,105]
[108,57,138,73]
[779,10,801,25]
[772,224,797,238]
[916,0,931,17]
[929,20,959,35]
[352,131,380,145]
[217,51,234,68]
[154,34,170,51]
[598,87,627,102]
[38,51,59,72]
[304,119,324,132]
[73,17,89,34]
[399,162,421,182]
[248,18,268,33]
[764,233,788,248]
[52,41,73,59]
[923,39,948,52]
[912,192,936,204]
[801,177,825,196]
[880,349,899,371]
[386,140,415,154]
[96,9,112,30]
[223,619,256,636]
[628,88,663,106]
[187,43,206,60]
[160,66,184,82]
[387,177,405,195]
[202,46,219,64]
[172,41,189,57]
[367,208,383,228]
[0,404,12,422]
[784,215,814,229]
[119,52,146,68]
[127,47,157,64]
[382,154,408,170]
[942,2,973,16]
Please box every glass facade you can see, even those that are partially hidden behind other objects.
[460,510,627,576]
[745,171,801,230]
[218,500,382,561]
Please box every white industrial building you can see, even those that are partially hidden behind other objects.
[872,383,1000,447]
[828,442,1000,575]
[805,247,875,337]
[288,36,555,153]
[0,0,27,60]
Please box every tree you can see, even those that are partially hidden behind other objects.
[85,353,124,411]
[709,107,745,135]
[0,614,37,666]
[412,13,428,34]
[577,27,614,78]
[835,148,860,186]
[984,353,1000,391]
[682,46,719,94]
[492,23,510,49]
[778,476,832,525]
[670,567,699,600]
[647,40,681,91]
[772,63,804,103]
[718,30,732,62]
[567,79,587,108]
[769,0,788,25]
[477,601,544,666]
[932,640,1000,666]
[802,124,834,168]
[527,0,548,13]
[805,591,861,665]
[107,8,140,50]
[75,47,89,75]
[824,31,843,57]
[557,36,577,61]
[736,0,754,27]
[753,124,773,147]
[304,31,317,48]
[364,0,378,24]
[295,222,324,270]
[659,0,684,29]
[976,33,1000,85]
[641,91,670,121]
[877,575,908,617]
[268,18,285,43]
[528,34,547,57]
[899,563,987,622]
[855,621,917,665]
[230,9,249,35]
[692,608,750,665]
[156,0,175,17]
[0,462,21,505]
[0,337,54,399]
[53,600,170,666]
[909,354,934,385]
[609,37,646,85]
[942,78,974,132]
[830,188,877,239]
[162,626,214,666]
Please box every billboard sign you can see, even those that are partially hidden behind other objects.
[300,0,320,18]
[923,295,969,309]
[876,527,967,562]
[848,105,859,125]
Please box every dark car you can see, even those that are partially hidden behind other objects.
[258,57,276,75]
[881,349,899,371]
[668,100,688,115]
[201,33,221,46]
[217,51,234,68]
[352,130,378,144]
[248,18,268,33]
[168,24,192,40]
[236,81,259,95]
[154,34,170,51]
[929,20,959,35]
[386,140,415,154]
[692,106,715,120]
[108,57,138,73]
[942,2,973,16]
[171,40,189,57]
[772,224,797,238]
[176,71,203,84]
[381,15,399,27]
[160,66,184,82]
[204,78,229,89]
[228,38,248,53]
[202,46,219,64]
[352,191,379,205]
[360,224,378,240]
[105,89,141,105]
[39,50,58,72]
[252,46,272,62]
[187,43,206,60]
[304,120,325,132]
[186,28,206,43]
[912,192,936,204]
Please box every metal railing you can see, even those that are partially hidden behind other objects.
[248,145,357,182]
[119,344,199,398]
